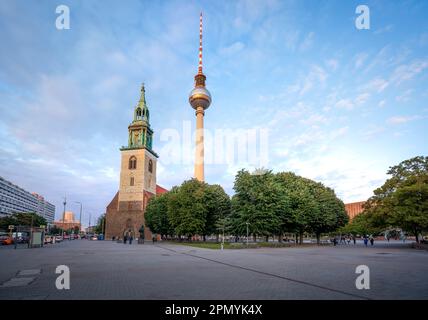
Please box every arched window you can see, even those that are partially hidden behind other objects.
[136,108,142,120]
[129,156,137,170]
[148,159,153,173]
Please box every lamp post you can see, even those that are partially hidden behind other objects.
[246,222,249,246]
[74,201,82,235]
[62,196,67,239]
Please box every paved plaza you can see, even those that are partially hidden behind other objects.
[0,240,427,300]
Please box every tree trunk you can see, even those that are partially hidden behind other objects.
[253,234,257,242]
[295,233,298,244]
[265,235,269,242]
[278,233,282,243]
[299,231,303,245]
[414,229,420,243]
[316,233,320,245]
[203,235,206,242]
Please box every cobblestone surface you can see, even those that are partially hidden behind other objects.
[0,240,427,299]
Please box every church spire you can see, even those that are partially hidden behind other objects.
[134,83,150,123]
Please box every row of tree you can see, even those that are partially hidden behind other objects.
[0,212,47,231]
[341,156,428,243]
[145,169,348,244]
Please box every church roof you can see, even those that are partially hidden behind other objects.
[156,184,168,194]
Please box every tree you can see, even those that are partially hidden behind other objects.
[203,184,231,240]
[230,169,282,241]
[303,181,348,244]
[364,156,428,242]
[94,214,106,234]
[0,212,47,231]
[167,179,208,240]
[145,193,172,238]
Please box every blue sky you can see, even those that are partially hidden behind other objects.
[1,0,427,224]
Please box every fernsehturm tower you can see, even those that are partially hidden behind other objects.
[189,12,211,182]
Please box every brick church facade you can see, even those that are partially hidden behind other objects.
[105,84,167,240]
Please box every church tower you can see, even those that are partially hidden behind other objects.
[189,12,211,181]
[105,84,165,241]
[118,83,158,201]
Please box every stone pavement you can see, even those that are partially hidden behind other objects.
[0,240,427,300]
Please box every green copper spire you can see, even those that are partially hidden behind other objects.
[120,83,157,157]
[134,83,150,123]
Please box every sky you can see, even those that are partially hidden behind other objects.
[0,0,427,225]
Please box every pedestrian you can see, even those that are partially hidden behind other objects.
[363,236,368,247]
[333,237,337,246]
[129,235,133,245]
[370,236,374,246]
[346,236,351,245]
[123,235,127,244]
[352,235,356,245]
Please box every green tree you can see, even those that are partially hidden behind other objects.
[364,156,428,242]
[0,212,47,230]
[203,184,231,240]
[230,169,282,241]
[167,179,207,240]
[94,214,106,234]
[145,193,172,238]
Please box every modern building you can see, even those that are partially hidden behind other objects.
[53,211,81,231]
[345,201,366,220]
[105,84,168,241]
[32,192,55,224]
[189,12,211,182]
[0,176,55,223]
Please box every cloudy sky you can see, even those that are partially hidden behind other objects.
[1,0,427,224]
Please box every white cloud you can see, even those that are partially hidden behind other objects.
[387,115,421,124]
[335,99,354,110]
[391,60,428,85]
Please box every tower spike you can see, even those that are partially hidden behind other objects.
[198,12,203,75]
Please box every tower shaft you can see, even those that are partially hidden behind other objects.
[194,107,205,181]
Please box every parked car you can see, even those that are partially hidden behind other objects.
[55,235,63,242]
[44,235,53,244]
[0,235,14,245]
[91,236,98,241]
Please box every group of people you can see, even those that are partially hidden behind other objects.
[332,235,375,246]
[363,235,375,246]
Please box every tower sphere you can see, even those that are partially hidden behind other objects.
[189,86,211,110]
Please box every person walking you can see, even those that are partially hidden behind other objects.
[363,235,368,247]
[352,235,356,245]
[129,234,133,245]
[370,236,374,246]
[123,234,127,244]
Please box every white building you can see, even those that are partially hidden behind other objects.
[0,176,55,223]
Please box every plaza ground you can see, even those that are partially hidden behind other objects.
[0,239,427,300]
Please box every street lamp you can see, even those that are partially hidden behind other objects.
[246,222,249,246]
[74,201,82,234]
[62,196,67,239]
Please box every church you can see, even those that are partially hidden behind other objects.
[105,84,167,241]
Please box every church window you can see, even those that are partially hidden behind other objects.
[148,159,153,173]
[130,177,134,186]
[136,108,142,120]
[129,156,137,170]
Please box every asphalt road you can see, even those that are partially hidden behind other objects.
[1,240,427,300]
